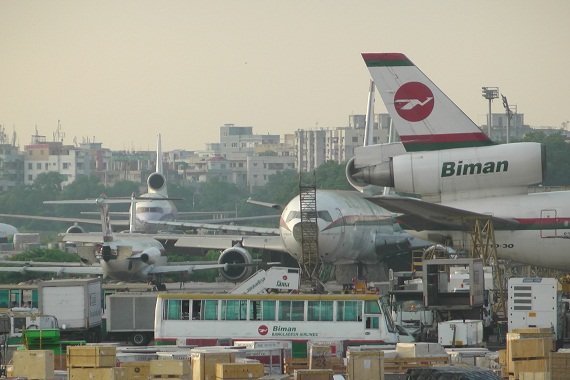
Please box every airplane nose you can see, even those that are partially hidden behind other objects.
[292,222,319,243]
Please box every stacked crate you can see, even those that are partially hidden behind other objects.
[67,345,125,380]
[293,369,334,380]
[191,349,237,380]
[215,362,265,380]
[346,350,383,380]
[149,359,191,380]
[506,328,555,380]
[12,350,55,380]
[120,361,151,380]
[548,351,570,380]
[308,343,340,371]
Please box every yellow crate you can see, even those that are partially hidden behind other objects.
[510,338,554,359]
[347,351,383,380]
[67,345,117,368]
[12,349,55,379]
[120,361,150,380]
[192,351,235,380]
[294,369,334,380]
[149,359,191,376]
[215,362,264,379]
[69,367,126,380]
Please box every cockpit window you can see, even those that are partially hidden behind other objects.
[136,207,164,213]
[286,210,332,223]
[286,211,301,223]
[317,211,332,222]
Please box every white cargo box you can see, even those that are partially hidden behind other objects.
[438,320,483,347]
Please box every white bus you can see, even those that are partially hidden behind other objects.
[154,292,408,354]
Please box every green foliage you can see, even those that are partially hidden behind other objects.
[523,132,570,186]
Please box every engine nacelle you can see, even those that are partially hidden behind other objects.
[147,172,166,193]
[140,248,162,264]
[348,142,544,199]
[66,224,85,234]
[218,245,254,282]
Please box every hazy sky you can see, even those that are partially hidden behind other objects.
[1,1,569,151]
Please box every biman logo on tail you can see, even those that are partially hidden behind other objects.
[441,160,509,177]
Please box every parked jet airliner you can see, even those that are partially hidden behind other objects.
[346,52,570,270]
[0,196,226,288]
[148,189,417,284]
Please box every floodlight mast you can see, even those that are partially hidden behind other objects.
[482,87,499,139]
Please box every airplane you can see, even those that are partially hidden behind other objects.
[345,52,570,270]
[0,223,17,242]
[0,195,228,289]
[147,188,419,284]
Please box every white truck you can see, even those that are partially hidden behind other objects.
[38,278,102,342]
[104,292,157,346]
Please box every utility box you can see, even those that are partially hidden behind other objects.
[423,258,485,310]
[508,277,562,339]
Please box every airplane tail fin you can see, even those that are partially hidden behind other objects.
[362,53,493,152]
[147,134,167,195]
[156,133,163,174]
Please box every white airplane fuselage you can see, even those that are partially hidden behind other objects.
[411,191,570,270]
[278,190,409,265]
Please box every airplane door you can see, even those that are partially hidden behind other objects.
[540,209,557,238]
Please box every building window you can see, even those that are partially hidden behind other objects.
[28,175,33,181]
[62,163,69,169]
[36,163,41,170]
[28,163,32,170]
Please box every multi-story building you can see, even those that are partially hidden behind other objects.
[295,114,391,173]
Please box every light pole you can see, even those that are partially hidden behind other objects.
[482,87,499,139]
[501,94,513,144]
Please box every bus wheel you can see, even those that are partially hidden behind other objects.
[131,332,150,346]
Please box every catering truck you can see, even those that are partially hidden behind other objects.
[104,292,157,346]
[38,278,102,342]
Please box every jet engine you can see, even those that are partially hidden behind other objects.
[66,224,85,234]
[347,142,544,198]
[139,247,162,264]
[147,172,166,193]
[218,245,254,282]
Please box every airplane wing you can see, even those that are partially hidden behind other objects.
[144,220,280,235]
[170,234,287,252]
[366,195,519,231]
[0,265,103,276]
[147,262,228,275]
[0,213,129,226]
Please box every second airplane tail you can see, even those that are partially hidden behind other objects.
[362,53,493,152]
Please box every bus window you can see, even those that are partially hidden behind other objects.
[364,300,381,314]
[366,316,379,329]
[249,300,276,321]
[181,300,190,320]
[221,300,247,321]
[308,301,333,321]
[203,300,218,320]
[278,300,305,321]
[337,300,362,321]
[192,300,201,320]
[165,300,182,320]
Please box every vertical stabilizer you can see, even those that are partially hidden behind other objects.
[156,134,163,174]
[362,53,492,152]
[363,80,375,147]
